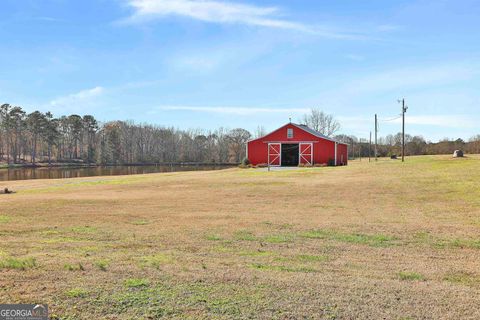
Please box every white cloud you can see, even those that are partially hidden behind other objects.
[121,0,366,39]
[48,87,104,112]
[123,0,308,31]
[154,105,310,115]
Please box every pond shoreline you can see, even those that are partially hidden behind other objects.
[0,162,238,170]
[0,164,237,182]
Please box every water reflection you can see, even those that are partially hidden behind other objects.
[0,165,232,181]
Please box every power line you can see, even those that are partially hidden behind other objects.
[379,115,402,122]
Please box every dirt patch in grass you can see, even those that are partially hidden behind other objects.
[64,263,85,271]
[250,263,317,273]
[205,234,222,241]
[233,230,257,241]
[263,233,295,243]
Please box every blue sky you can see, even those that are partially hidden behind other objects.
[1,0,479,141]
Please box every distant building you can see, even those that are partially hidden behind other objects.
[247,123,348,167]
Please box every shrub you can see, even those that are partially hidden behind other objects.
[241,158,251,165]
[239,158,252,168]
[327,158,336,166]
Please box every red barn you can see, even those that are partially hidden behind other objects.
[247,123,348,167]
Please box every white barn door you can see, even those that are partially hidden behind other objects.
[299,143,313,166]
[268,143,281,166]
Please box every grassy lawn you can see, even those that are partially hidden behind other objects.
[1,155,480,319]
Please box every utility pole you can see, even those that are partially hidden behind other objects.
[351,141,355,160]
[400,99,408,162]
[369,131,372,162]
[374,114,378,161]
[359,139,362,161]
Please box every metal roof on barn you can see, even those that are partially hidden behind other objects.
[290,123,344,144]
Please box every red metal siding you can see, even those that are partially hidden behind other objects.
[336,143,348,166]
[247,139,268,165]
[247,123,347,166]
[313,138,335,165]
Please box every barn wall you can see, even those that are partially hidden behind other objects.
[336,143,348,165]
[247,139,268,165]
[313,139,336,165]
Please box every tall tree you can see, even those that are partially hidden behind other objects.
[26,111,46,164]
[43,112,59,165]
[227,128,251,163]
[0,104,12,163]
[67,115,83,159]
[82,115,98,163]
[8,107,26,163]
[302,108,341,137]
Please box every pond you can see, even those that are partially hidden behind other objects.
[0,164,234,181]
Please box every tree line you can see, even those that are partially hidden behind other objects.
[0,104,250,165]
[336,133,480,159]
[1,104,477,165]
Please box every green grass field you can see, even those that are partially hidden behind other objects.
[0,155,479,319]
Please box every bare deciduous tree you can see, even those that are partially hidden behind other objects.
[254,125,266,139]
[302,108,340,137]
[227,128,251,163]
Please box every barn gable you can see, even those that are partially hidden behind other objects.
[249,123,347,145]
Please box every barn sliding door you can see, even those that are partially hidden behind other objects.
[299,143,313,166]
[268,143,281,166]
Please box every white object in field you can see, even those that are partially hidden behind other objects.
[453,150,464,158]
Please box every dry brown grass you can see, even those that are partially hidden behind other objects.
[1,155,480,319]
